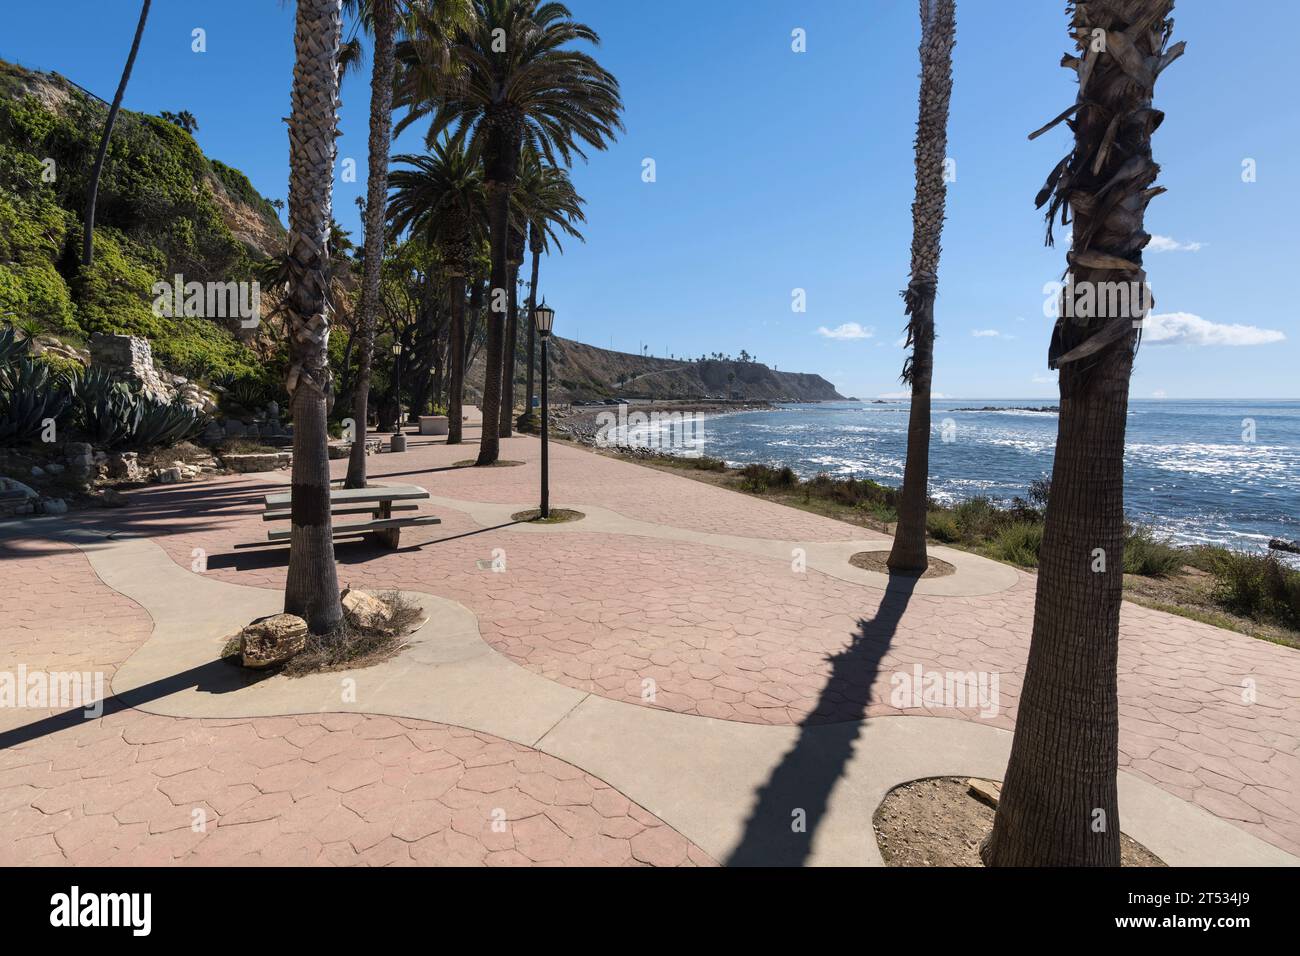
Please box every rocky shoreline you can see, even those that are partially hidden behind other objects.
[552,400,774,446]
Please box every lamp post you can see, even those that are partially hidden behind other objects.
[533,299,555,518]
[391,341,403,433]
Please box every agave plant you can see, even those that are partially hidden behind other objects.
[69,367,141,449]
[134,395,206,448]
[0,355,72,445]
[0,325,29,370]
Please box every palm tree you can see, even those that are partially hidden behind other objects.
[512,151,585,428]
[399,0,622,465]
[498,220,525,437]
[982,0,1183,867]
[343,0,472,488]
[159,109,199,133]
[387,139,487,444]
[887,0,956,574]
[82,0,151,269]
[282,0,346,635]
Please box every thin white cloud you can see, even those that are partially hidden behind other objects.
[1148,234,1204,253]
[1031,373,1056,384]
[876,390,947,400]
[1142,312,1285,347]
[817,323,873,340]
[971,329,1001,338]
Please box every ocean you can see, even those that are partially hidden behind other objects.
[681,399,1300,555]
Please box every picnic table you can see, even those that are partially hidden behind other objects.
[262,484,440,549]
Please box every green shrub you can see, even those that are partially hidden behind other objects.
[991,521,1044,567]
[1123,526,1186,577]
[0,353,70,444]
[1210,550,1300,629]
[926,511,961,543]
[951,497,1007,540]
[739,463,797,493]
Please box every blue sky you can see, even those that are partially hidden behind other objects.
[6,0,1298,398]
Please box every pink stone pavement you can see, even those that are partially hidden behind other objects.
[2,427,1299,862]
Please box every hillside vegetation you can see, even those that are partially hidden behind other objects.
[0,59,285,384]
[478,335,845,404]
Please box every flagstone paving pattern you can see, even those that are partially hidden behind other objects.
[0,530,712,866]
[2,430,1299,861]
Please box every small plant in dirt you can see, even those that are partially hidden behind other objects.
[1122,525,1185,577]
[1209,550,1300,630]
[282,591,426,677]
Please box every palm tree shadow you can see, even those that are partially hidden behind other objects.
[725,573,919,866]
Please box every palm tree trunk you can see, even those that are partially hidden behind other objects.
[983,0,1180,866]
[888,0,955,574]
[448,273,466,444]
[345,0,396,489]
[521,237,541,429]
[476,180,510,465]
[82,0,151,269]
[283,0,345,635]
[499,263,519,437]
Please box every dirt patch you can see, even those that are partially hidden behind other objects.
[850,550,956,579]
[511,508,585,524]
[873,777,1165,866]
[220,592,426,677]
[452,459,526,468]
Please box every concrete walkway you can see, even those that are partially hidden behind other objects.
[2,428,1298,864]
[3,523,1293,866]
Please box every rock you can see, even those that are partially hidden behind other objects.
[96,488,129,508]
[88,333,174,402]
[45,462,65,475]
[240,614,309,669]
[0,476,39,500]
[221,452,291,473]
[341,588,391,631]
[200,421,224,445]
[39,498,68,515]
[1269,538,1300,556]
[30,466,45,478]
[155,467,183,484]
[64,442,95,473]
[967,778,1002,809]
[107,451,141,481]
[223,419,247,439]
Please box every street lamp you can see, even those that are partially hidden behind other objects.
[391,342,403,433]
[533,300,555,518]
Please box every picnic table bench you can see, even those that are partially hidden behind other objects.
[262,484,440,549]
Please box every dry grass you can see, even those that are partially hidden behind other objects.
[220,592,427,677]
[511,508,585,524]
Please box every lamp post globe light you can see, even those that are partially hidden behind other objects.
[533,300,555,519]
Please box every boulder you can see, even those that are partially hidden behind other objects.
[40,498,68,515]
[107,451,141,481]
[30,465,45,478]
[89,333,173,402]
[240,614,309,669]
[96,488,130,508]
[64,442,95,474]
[154,466,184,484]
[341,588,391,631]
[45,462,65,475]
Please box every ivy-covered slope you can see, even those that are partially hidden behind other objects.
[0,59,286,382]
